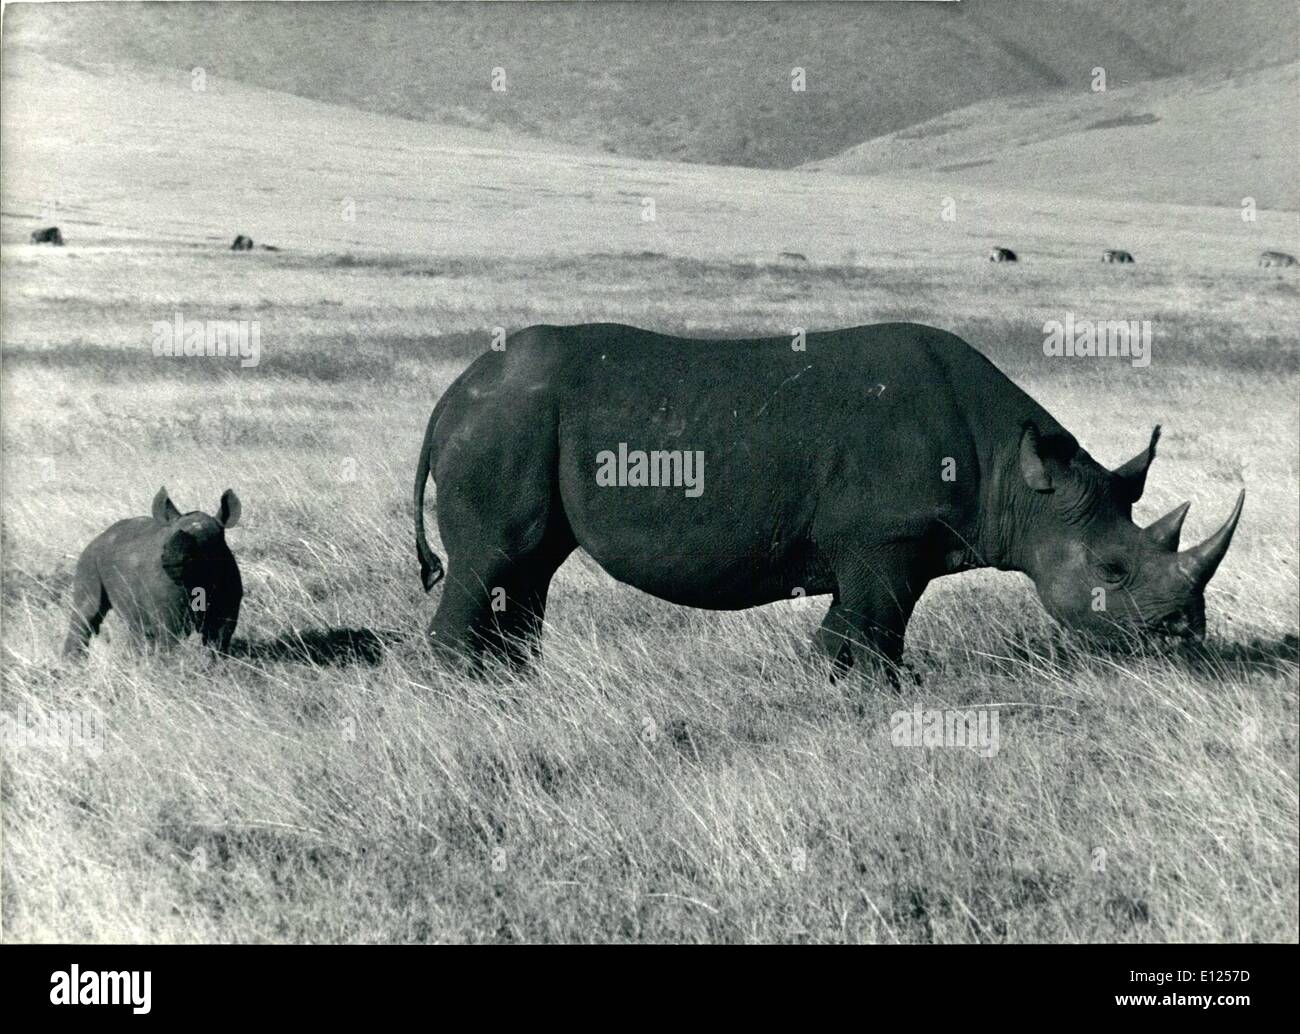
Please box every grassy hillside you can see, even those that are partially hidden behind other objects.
[5,58,1297,265]
[807,61,1300,210]
[6,0,1297,170]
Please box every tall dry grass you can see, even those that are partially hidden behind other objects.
[2,248,1296,942]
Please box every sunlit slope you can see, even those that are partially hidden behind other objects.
[807,63,1300,210]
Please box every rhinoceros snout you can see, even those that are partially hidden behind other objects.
[1150,596,1207,642]
[1161,612,1203,642]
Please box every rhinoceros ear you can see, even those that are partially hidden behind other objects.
[1019,422,1080,494]
[1019,423,1055,492]
[1112,425,1160,504]
[152,486,180,524]
[217,489,241,529]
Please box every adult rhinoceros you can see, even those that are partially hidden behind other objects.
[414,323,1242,680]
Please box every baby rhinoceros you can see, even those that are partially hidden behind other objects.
[63,487,243,659]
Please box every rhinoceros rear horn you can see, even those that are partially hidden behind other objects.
[1113,425,1160,503]
[1177,490,1244,590]
[1145,500,1190,551]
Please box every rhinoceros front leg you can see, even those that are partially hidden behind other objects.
[816,550,929,689]
[816,599,909,687]
[815,597,855,678]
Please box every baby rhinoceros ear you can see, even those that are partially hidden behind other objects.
[152,486,180,524]
[218,489,241,529]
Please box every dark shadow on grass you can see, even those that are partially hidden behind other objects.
[997,630,1299,680]
[229,627,408,666]
[1177,633,1300,678]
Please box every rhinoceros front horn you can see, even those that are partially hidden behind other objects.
[1145,501,1191,551]
[1177,490,1245,589]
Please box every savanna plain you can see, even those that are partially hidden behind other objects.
[3,243,1297,943]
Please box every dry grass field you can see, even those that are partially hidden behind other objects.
[1,55,1297,943]
[3,244,1297,943]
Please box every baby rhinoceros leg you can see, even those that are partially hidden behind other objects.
[62,552,111,659]
[197,561,242,655]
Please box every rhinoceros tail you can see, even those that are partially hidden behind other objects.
[414,405,445,593]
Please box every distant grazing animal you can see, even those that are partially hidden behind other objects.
[1103,249,1135,264]
[31,226,64,246]
[1259,250,1297,267]
[414,322,1243,684]
[778,251,808,262]
[988,247,1017,262]
[63,487,244,658]
[231,235,254,251]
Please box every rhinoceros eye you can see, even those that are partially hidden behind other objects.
[1098,560,1129,583]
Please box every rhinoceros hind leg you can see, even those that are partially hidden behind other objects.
[481,547,573,668]
[429,498,575,673]
[429,547,571,672]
